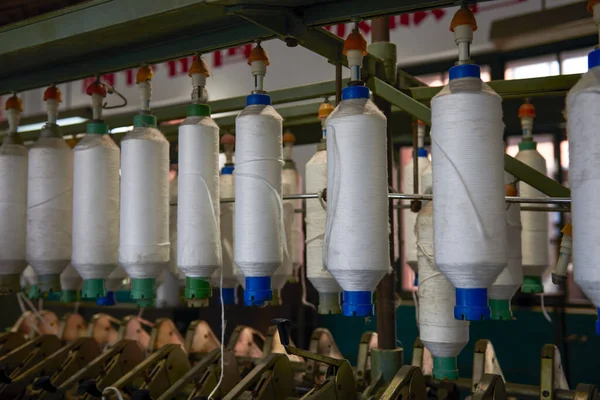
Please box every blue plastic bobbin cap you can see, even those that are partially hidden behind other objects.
[454,288,490,321]
[244,276,272,306]
[96,291,116,307]
[220,288,236,305]
[413,273,419,286]
[588,49,600,70]
[342,291,373,317]
[342,85,369,100]
[417,148,428,157]
[596,308,600,335]
[449,64,481,81]
[246,93,271,106]
[221,165,234,175]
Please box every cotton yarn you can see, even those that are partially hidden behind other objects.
[488,172,523,319]
[325,89,389,316]
[118,124,170,280]
[515,147,549,279]
[431,71,506,320]
[567,55,600,314]
[0,137,28,279]
[417,200,469,376]
[26,125,74,290]
[72,132,120,282]
[272,181,294,295]
[234,103,283,287]
[60,263,82,291]
[177,115,221,280]
[306,146,341,296]
[282,166,304,270]
[168,173,185,286]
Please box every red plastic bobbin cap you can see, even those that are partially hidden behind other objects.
[343,31,367,56]
[86,81,107,98]
[450,8,478,32]
[5,95,23,112]
[43,85,62,103]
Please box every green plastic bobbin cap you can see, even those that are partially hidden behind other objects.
[519,140,537,150]
[489,299,513,320]
[86,122,109,134]
[28,285,41,300]
[187,104,211,117]
[82,279,106,299]
[61,290,79,303]
[38,274,61,293]
[318,292,341,315]
[522,275,544,294]
[133,114,157,128]
[131,278,156,307]
[0,274,21,295]
[185,277,212,300]
[116,290,134,303]
[433,357,459,381]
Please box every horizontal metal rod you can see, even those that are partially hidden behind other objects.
[218,193,571,205]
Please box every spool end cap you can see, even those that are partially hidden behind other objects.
[449,64,480,80]
[219,288,236,305]
[244,276,272,306]
[489,298,514,320]
[342,291,373,317]
[82,279,106,299]
[342,86,369,100]
[522,275,544,293]
[96,291,116,306]
[61,290,79,303]
[433,357,459,381]
[185,277,212,300]
[588,48,600,69]
[454,288,490,320]
[131,278,155,306]
[246,94,271,106]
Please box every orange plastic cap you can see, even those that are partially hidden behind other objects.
[450,8,477,32]
[5,95,23,112]
[283,132,296,144]
[221,133,235,146]
[343,31,367,56]
[417,120,426,126]
[505,183,518,197]
[43,85,62,103]
[318,102,334,119]
[587,0,600,12]
[247,45,270,66]
[86,81,107,98]
[136,66,154,84]
[518,102,536,118]
[189,58,210,77]
[561,223,573,236]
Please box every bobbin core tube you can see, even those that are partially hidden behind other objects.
[454,288,490,321]
[245,276,272,306]
[433,357,459,381]
[342,291,373,317]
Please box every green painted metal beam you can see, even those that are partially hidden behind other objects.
[366,76,432,124]
[504,154,570,197]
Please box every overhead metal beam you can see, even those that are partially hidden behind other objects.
[366,76,432,124]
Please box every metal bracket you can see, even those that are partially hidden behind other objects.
[305,328,343,385]
[473,374,507,400]
[473,339,505,393]
[58,313,87,343]
[540,344,569,400]
[185,320,221,360]
[149,318,185,352]
[356,331,377,389]
[379,365,427,400]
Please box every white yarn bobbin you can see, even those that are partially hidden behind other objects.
[306,143,342,314]
[26,123,73,294]
[72,123,120,300]
[567,51,600,328]
[271,181,295,305]
[431,65,506,321]
[324,86,389,317]
[515,143,549,293]
[417,200,469,380]
[488,172,523,320]
[282,165,304,272]
[119,114,170,307]
[234,94,283,306]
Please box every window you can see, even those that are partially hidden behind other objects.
[561,48,592,75]
[505,55,560,80]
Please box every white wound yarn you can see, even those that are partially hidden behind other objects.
[26,133,74,277]
[72,134,120,280]
[119,125,170,279]
[178,116,221,279]
[0,139,28,276]
[403,153,431,271]
[168,174,184,285]
[489,172,523,300]
[22,265,38,286]
[567,64,600,308]
[418,201,469,357]
[306,147,341,294]
[212,172,239,289]
[515,148,549,277]
[325,98,389,291]
[60,263,82,291]
[283,167,304,269]
[272,181,294,291]
[431,79,506,289]
[234,104,283,278]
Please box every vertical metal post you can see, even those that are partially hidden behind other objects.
[371,16,397,351]
[335,63,343,105]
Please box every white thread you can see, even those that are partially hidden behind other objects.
[0,140,27,276]
[324,98,390,292]
[208,260,226,400]
[417,201,469,358]
[403,153,431,272]
[516,147,549,277]
[60,264,82,291]
[234,104,283,279]
[178,117,221,279]
[273,181,294,292]
[431,78,507,289]
[26,136,73,277]
[72,133,120,280]
[305,147,340,294]
[212,172,240,289]
[102,386,124,400]
[541,294,552,323]
[567,65,600,309]
[118,125,170,279]
[282,167,304,269]
[489,172,523,301]
[411,290,419,327]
